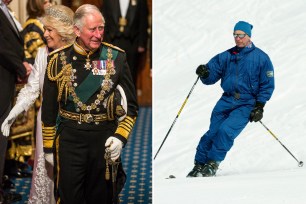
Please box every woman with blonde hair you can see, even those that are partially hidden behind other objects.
[1,4,75,203]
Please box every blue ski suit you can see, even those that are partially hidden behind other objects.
[195,43,274,164]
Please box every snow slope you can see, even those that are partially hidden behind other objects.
[153,0,306,203]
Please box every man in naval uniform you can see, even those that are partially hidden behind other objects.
[41,4,138,204]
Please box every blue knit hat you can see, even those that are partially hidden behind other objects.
[234,21,253,37]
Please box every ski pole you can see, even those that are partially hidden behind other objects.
[259,120,303,167]
[154,76,200,160]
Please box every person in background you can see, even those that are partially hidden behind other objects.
[0,0,32,203]
[101,0,149,88]
[41,4,138,204]
[22,0,52,64]
[1,5,75,204]
[187,21,275,177]
[13,0,51,172]
[1,0,51,194]
[8,5,23,32]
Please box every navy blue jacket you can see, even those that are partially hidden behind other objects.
[202,43,275,104]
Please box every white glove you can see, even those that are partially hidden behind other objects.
[105,136,123,161]
[1,105,24,137]
[44,153,54,166]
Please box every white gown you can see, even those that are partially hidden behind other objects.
[16,46,55,204]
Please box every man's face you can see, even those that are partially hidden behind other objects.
[233,30,251,48]
[75,12,105,51]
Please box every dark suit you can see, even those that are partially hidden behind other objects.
[0,7,27,191]
[101,0,148,86]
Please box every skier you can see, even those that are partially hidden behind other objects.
[187,21,275,177]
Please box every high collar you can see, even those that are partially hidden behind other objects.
[73,40,98,56]
[232,42,255,55]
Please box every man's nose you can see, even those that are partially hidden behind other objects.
[93,29,102,37]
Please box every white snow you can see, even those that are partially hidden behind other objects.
[153,0,306,203]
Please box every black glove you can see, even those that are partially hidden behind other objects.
[196,64,209,79]
[250,102,264,122]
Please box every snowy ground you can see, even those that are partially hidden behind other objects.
[153,0,306,203]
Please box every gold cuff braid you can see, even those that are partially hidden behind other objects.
[115,116,136,139]
[42,123,56,149]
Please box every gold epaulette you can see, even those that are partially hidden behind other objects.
[49,43,73,56]
[102,42,125,53]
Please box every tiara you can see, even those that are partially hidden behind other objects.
[45,7,73,25]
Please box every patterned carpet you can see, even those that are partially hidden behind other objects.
[7,107,152,204]
[119,107,152,204]
[8,177,31,204]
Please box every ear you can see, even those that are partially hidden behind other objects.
[74,25,81,37]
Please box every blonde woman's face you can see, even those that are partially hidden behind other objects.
[43,25,66,50]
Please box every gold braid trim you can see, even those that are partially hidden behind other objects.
[22,19,44,31]
[115,116,136,139]
[42,123,56,149]
[23,31,44,59]
[107,92,114,120]
[24,32,44,50]
[47,52,72,102]
[102,42,125,53]
[47,53,60,80]
[55,135,60,192]
[49,43,73,56]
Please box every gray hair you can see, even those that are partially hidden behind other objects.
[42,5,76,44]
[74,4,105,30]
